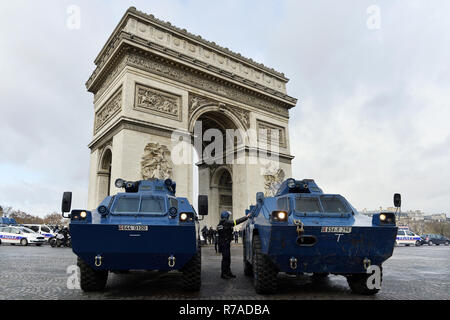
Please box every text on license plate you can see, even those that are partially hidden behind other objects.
[118,225,148,231]
[321,226,352,233]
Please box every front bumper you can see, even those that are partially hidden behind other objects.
[70,224,198,271]
[259,224,397,274]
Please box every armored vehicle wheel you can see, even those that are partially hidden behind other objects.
[428,241,433,246]
[346,268,382,295]
[182,245,201,291]
[243,235,253,277]
[252,235,277,294]
[312,273,329,281]
[20,238,28,246]
[77,257,108,292]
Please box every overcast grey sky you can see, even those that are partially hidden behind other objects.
[1,0,449,216]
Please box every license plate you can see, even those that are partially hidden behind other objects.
[321,226,352,233]
[118,225,148,231]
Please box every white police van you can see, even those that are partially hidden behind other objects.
[396,226,422,246]
[0,226,46,246]
[22,224,56,243]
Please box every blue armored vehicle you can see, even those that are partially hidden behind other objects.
[242,178,399,295]
[61,178,208,292]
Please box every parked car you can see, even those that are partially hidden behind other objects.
[22,224,56,243]
[0,226,45,246]
[420,234,450,246]
[396,227,422,246]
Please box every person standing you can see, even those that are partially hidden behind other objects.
[234,230,239,244]
[213,228,219,253]
[208,226,214,244]
[217,211,251,279]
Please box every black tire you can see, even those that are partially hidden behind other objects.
[445,241,449,246]
[20,238,28,246]
[347,267,382,295]
[428,241,433,246]
[182,244,201,291]
[77,257,108,292]
[252,235,277,294]
[243,234,253,277]
[415,241,421,246]
[50,239,56,247]
[312,273,329,281]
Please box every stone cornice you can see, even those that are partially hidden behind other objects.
[88,116,187,151]
[89,43,294,117]
[93,7,288,79]
[87,7,298,105]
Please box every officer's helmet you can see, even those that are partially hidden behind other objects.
[220,211,231,220]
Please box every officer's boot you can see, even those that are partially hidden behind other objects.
[221,273,231,279]
[226,271,236,278]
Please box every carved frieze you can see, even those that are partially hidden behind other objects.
[188,93,250,129]
[94,88,122,134]
[141,142,173,180]
[257,119,287,148]
[93,49,290,118]
[125,51,290,118]
[134,84,181,121]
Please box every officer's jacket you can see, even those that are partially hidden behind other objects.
[217,216,248,244]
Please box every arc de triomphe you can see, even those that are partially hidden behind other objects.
[86,7,297,227]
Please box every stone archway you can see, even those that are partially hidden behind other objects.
[96,147,112,204]
[85,8,297,214]
[191,107,245,227]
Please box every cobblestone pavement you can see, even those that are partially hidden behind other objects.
[0,243,448,300]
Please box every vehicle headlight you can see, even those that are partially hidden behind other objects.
[287,178,296,188]
[180,213,188,221]
[380,214,386,221]
[272,210,288,222]
[80,211,87,219]
[115,178,125,188]
[277,211,286,220]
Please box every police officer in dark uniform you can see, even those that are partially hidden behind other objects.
[217,210,251,279]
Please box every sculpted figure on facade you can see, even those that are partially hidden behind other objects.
[262,162,285,197]
[141,142,173,180]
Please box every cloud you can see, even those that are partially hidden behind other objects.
[0,0,449,215]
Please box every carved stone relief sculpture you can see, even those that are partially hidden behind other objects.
[94,88,122,134]
[134,84,181,121]
[141,142,173,180]
[262,162,285,197]
[188,93,250,129]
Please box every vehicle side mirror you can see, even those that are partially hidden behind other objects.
[61,192,72,218]
[256,192,264,204]
[394,193,401,208]
[198,195,208,216]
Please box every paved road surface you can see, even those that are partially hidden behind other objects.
[0,243,448,300]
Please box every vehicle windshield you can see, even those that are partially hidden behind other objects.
[19,227,36,234]
[294,195,351,214]
[112,196,166,214]
[320,196,351,213]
